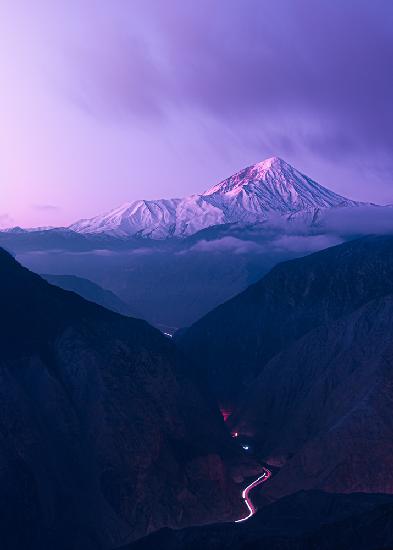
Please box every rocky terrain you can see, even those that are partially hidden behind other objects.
[231,293,393,496]
[41,273,138,318]
[176,235,393,405]
[0,248,246,550]
[2,175,393,549]
[124,491,393,550]
[175,234,393,505]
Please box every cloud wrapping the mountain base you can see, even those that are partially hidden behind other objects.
[272,234,343,253]
[186,206,393,257]
[269,206,393,252]
[188,237,265,254]
[321,206,393,236]
[187,234,341,256]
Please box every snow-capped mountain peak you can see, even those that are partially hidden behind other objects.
[69,157,366,238]
[71,198,182,239]
[203,156,284,196]
[203,156,358,212]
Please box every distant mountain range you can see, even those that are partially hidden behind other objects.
[41,273,138,317]
[68,157,368,238]
[0,157,387,330]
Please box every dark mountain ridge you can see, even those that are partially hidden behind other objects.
[41,273,138,317]
[0,248,244,549]
[175,235,393,508]
[230,292,393,497]
[176,235,393,405]
[125,490,393,550]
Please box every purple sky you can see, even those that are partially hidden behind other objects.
[1,0,393,227]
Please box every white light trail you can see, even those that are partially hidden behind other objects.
[235,467,272,523]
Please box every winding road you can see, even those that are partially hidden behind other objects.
[235,467,272,523]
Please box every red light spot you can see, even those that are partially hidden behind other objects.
[220,408,232,422]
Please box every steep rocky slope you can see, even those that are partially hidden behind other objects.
[176,235,393,505]
[0,249,244,550]
[125,491,393,550]
[176,235,393,405]
[42,273,138,317]
[230,293,393,496]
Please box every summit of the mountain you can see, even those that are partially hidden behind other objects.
[69,158,367,238]
[201,156,361,217]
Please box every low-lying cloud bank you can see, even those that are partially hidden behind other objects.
[188,236,265,255]
[271,234,343,253]
[320,205,393,236]
[3,206,393,262]
[186,205,393,256]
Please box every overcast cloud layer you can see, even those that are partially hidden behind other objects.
[1,0,392,227]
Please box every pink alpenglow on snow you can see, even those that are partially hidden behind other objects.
[68,157,368,239]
